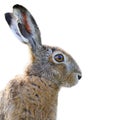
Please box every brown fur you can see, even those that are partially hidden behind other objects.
[0,75,59,120]
[1,4,82,120]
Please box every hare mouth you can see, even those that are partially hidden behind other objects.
[60,73,79,87]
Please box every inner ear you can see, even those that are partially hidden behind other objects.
[18,22,31,38]
[13,4,42,50]
[21,12,32,34]
[5,4,42,52]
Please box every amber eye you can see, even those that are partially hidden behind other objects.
[54,54,64,62]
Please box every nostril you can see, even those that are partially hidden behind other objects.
[78,74,82,80]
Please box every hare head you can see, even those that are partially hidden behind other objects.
[5,4,82,87]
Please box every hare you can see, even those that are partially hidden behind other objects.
[0,4,82,120]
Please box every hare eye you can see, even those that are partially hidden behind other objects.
[54,54,64,62]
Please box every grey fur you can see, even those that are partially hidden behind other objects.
[0,4,82,120]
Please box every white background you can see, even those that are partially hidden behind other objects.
[0,0,120,120]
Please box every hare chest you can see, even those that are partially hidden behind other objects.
[3,76,59,120]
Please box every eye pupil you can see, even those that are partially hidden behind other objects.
[54,54,64,62]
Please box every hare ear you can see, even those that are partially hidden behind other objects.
[5,4,42,51]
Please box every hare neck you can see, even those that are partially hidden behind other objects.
[23,75,60,120]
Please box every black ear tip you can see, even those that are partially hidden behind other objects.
[13,4,23,8]
[13,4,27,11]
[5,13,12,26]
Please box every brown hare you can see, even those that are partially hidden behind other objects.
[0,4,82,120]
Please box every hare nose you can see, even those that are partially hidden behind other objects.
[77,74,82,80]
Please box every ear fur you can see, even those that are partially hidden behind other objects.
[5,4,42,51]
